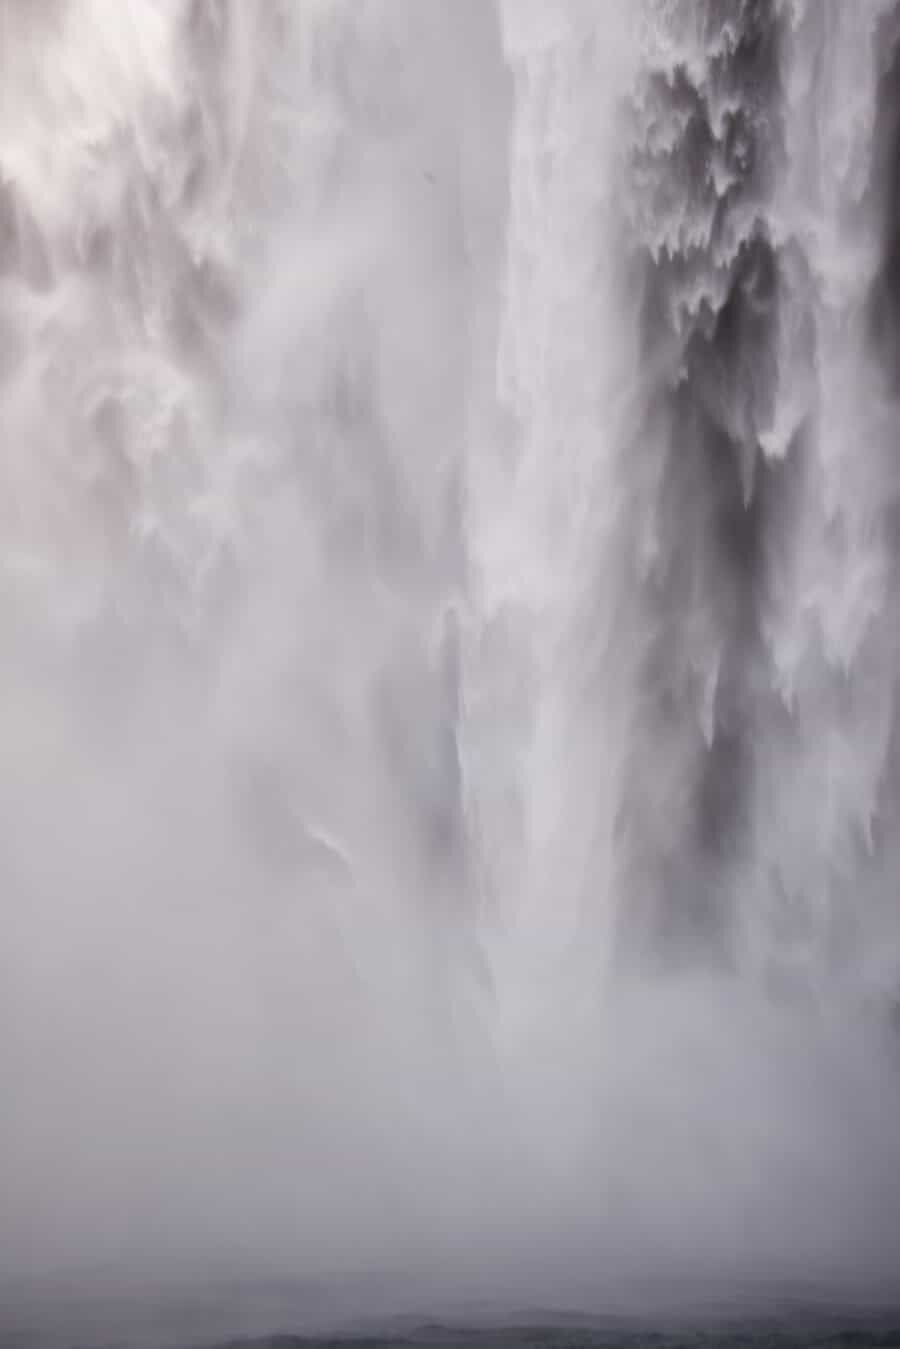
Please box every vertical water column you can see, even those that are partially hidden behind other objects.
[618,0,781,969]
[741,0,900,998]
[463,2,641,1029]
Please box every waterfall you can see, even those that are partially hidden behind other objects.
[2,0,900,1316]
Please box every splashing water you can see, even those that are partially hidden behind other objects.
[2,0,900,1321]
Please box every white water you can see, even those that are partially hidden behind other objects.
[2,0,900,1316]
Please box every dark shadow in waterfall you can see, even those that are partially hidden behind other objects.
[616,0,782,970]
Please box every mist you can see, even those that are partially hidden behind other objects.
[2,0,900,1331]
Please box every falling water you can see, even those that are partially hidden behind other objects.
[2,0,900,1328]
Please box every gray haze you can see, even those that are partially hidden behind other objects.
[2,0,900,1325]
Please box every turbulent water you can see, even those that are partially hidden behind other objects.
[3,0,900,1332]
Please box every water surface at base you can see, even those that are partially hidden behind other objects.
[4,1279,900,1349]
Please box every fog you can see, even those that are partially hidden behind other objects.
[2,0,900,1331]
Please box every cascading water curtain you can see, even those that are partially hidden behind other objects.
[2,0,900,1318]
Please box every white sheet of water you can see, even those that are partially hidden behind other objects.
[1,0,899,1312]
